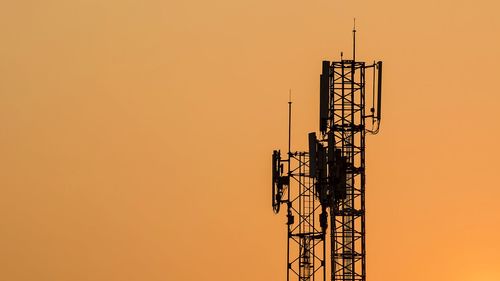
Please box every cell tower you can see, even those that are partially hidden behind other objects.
[271,28,383,281]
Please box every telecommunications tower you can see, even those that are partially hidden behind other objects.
[271,28,383,281]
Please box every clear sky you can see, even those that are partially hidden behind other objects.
[1,0,499,281]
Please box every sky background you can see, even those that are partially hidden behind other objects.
[1,0,500,281]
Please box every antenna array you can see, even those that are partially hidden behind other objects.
[271,30,383,281]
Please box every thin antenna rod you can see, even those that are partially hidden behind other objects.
[353,18,356,62]
[286,88,292,281]
[288,89,292,155]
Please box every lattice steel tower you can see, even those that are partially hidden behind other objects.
[271,28,383,281]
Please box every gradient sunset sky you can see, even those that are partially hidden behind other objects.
[1,1,500,281]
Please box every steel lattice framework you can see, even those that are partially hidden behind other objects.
[285,152,326,281]
[326,60,367,281]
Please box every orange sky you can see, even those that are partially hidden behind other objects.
[1,1,500,281]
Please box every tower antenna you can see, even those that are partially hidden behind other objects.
[288,89,292,155]
[353,18,356,62]
[270,29,385,281]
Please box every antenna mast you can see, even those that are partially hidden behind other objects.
[353,18,356,62]
[288,89,292,155]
